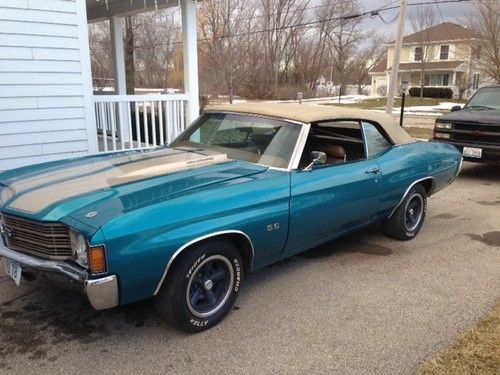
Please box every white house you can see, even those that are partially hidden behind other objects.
[0,0,200,171]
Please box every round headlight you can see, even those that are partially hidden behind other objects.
[70,230,88,268]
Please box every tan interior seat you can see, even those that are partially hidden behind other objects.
[320,145,346,164]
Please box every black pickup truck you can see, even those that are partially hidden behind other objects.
[432,85,500,163]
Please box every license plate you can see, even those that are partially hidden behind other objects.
[463,147,482,158]
[4,259,22,286]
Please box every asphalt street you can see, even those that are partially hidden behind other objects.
[0,162,499,374]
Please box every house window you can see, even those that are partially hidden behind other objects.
[414,46,423,61]
[472,73,480,89]
[440,45,449,60]
[427,74,451,86]
[472,45,481,59]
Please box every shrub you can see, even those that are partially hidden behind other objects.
[409,87,453,99]
[377,85,387,96]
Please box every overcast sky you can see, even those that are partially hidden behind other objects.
[357,0,474,37]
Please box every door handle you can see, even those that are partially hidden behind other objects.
[365,167,381,174]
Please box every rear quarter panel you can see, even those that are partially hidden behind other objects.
[376,141,461,217]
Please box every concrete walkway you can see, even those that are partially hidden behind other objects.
[0,163,499,374]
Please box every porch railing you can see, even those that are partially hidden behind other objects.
[93,94,189,152]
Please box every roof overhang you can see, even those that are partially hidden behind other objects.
[385,38,480,47]
[86,0,181,22]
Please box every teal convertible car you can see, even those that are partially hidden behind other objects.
[0,103,462,332]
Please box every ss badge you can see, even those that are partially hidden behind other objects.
[266,223,280,232]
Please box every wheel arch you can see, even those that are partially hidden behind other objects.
[153,230,255,295]
[388,177,435,219]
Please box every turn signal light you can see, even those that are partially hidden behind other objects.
[89,246,107,274]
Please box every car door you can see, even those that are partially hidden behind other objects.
[283,120,390,256]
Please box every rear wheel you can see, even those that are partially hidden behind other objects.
[154,240,243,332]
[383,184,427,241]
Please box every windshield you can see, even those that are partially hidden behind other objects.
[465,87,500,110]
[171,113,302,169]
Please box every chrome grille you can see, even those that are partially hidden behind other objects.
[1,214,72,259]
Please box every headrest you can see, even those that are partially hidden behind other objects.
[321,145,346,159]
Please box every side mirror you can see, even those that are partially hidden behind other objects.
[450,105,462,112]
[304,151,327,171]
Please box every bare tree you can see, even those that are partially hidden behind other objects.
[134,12,179,88]
[124,16,137,95]
[259,0,311,97]
[467,1,500,83]
[349,33,387,95]
[87,0,387,101]
[410,5,437,98]
[456,72,472,99]
[198,0,258,102]
[322,0,364,97]
[89,21,113,92]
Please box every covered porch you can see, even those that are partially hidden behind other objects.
[85,0,200,152]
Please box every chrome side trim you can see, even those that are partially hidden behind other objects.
[388,177,436,219]
[0,242,87,282]
[85,275,119,310]
[153,230,255,296]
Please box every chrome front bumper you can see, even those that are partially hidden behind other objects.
[0,243,118,310]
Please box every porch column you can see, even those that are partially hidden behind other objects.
[181,0,200,125]
[110,16,131,142]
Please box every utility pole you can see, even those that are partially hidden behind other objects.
[386,0,408,115]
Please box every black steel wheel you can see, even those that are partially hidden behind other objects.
[155,240,243,332]
[186,255,234,318]
[383,184,427,241]
[404,193,424,232]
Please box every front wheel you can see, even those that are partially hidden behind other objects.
[154,240,243,332]
[383,184,427,241]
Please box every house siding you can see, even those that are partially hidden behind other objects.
[0,0,96,171]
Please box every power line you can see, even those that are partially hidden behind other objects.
[434,0,455,39]
[196,0,472,42]
[134,0,472,47]
[475,0,500,17]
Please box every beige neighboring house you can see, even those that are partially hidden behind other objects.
[369,22,494,99]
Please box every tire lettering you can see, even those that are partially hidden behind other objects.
[190,318,208,327]
[233,258,241,292]
[186,253,206,279]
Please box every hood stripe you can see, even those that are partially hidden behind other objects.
[8,150,228,214]
[5,148,186,200]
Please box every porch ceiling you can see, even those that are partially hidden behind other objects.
[86,0,179,22]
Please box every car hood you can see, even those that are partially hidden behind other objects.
[438,108,500,125]
[0,147,268,234]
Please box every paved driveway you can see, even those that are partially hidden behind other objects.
[0,163,499,374]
